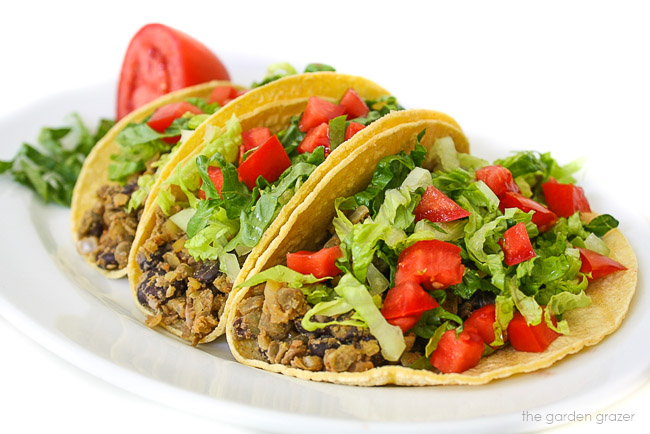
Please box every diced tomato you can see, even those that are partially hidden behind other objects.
[240,127,272,163]
[414,186,470,223]
[209,85,239,106]
[387,314,422,334]
[198,166,224,200]
[578,248,627,280]
[476,165,520,198]
[542,178,591,218]
[339,88,369,119]
[286,246,343,279]
[147,102,203,133]
[464,304,506,348]
[499,192,558,232]
[499,222,536,266]
[237,135,291,189]
[117,23,230,119]
[381,281,439,320]
[297,123,330,155]
[507,310,559,352]
[395,240,465,290]
[430,329,485,373]
[344,122,365,141]
[298,96,345,132]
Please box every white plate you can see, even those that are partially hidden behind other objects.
[0,78,648,434]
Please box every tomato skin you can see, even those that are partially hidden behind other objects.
[430,329,485,373]
[464,304,506,347]
[499,222,536,266]
[542,179,591,218]
[147,101,203,134]
[209,85,239,106]
[297,123,330,155]
[298,97,345,132]
[381,281,439,320]
[499,192,558,232]
[344,122,365,141]
[414,186,470,223]
[578,248,627,280]
[339,88,369,119]
[395,240,465,290]
[237,135,291,189]
[286,246,343,279]
[117,23,230,119]
[240,127,272,163]
[476,165,519,198]
[387,314,422,333]
[508,310,559,352]
[198,166,224,200]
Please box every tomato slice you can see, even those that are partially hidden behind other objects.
[209,85,239,106]
[198,166,224,200]
[298,97,345,132]
[476,165,519,198]
[464,304,506,348]
[414,186,470,223]
[147,101,203,133]
[339,88,369,119]
[429,329,484,373]
[344,122,365,141]
[117,23,230,120]
[381,281,439,320]
[578,248,627,280]
[286,246,343,279]
[387,314,422,334]
[395,240,465,290]
[499,192,558,232]
[240,127,272,163]
[542,178,591,218]
[237,135,291,190]
[499,222,536,266]
[297,123,330,155]
[507,310,559,352]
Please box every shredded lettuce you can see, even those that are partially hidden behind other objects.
[237,265,327,289]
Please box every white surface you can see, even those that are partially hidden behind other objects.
[1,1,649,433]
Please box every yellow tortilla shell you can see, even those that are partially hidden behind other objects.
[226,111,638,386]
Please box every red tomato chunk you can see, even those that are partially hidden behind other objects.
[430,329,484,373]
[395,240,465,290]
[499,192,558,232]
[476,165,519,198]
[414,186,470,223]
[507,310,559,352]
[381,281,439,319]
[147,102,203,133]
[237,135,291,189]
[499,222,536,266]
[286,246,343,279]
[240,127,272,163]
[339,88,369,119]
[198,166,224,200]
[209,85,239,106]
[344,122,365,141]
[464,304,506,348]
[578,248,626,280]
[542,178,591,218]
[298,123,330,155]
[298,96,345,132]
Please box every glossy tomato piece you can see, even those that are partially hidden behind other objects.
[542,178,591,218]
[339,88,369,119]
[381,281,439,320]
[209,85,239,106]
[499,222,536,266]
[198,166,224,200]
[147,101,203,133]
[117,23,230,119]
[344,122,365,141]
[578,248,627,280]
[464,304,506,347]
[387,314,422,334]
[297,123,330,155]
[237,135,291,190]
[395,240,465,290]
[476,165,519,198]
[286,246,343,279]
[430,329,484,373]
[298,96,345,132]
[499,192,558,232]
[240,127,272,163]
[507,310,559,352]
[414,186,470,223]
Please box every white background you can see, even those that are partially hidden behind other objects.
[1,1,649,433]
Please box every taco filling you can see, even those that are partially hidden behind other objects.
[233,134,628,374]
[135,90,403,344]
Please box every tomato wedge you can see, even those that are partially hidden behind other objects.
[240,127,272,163]
[499,192,558,232]
[147,101,203,133]
[117,23,230,119]
[508,310,559,352]
[388,314,422,334]
[237,135,291,189]
[209,85,239,106]
[395,240,465,290]
[297,123,330,155]
[344,122,365,141]
[464,304,506,348]
[542,178,591,218]
[499,222,536,266]
[381,281,439,320]
[476,165,519,198]
[430,329,484,373]
[339,88,369,119]
[198,166,224,200]
[578,248,627,280]
[298,96,345,132]
[287,246,343,279]
[414,186,470,223]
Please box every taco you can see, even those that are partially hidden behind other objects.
[71,80,244,278]
[129,72,461,345]
[225,109,637,386]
